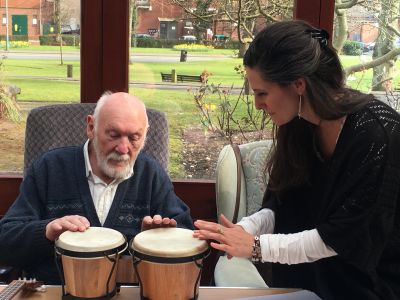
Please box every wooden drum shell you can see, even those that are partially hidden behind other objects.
[55,227,127,299]
[135,259,203,300]
[61,254,119,298]
[131,228,210,300]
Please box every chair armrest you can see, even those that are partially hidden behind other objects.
[214,256,268,288]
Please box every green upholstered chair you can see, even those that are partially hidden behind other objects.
[214,140,272,287]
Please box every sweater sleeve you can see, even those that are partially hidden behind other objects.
[0,166,54,267]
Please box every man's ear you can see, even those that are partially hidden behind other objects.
[86,115,95,139]
[292,78,306,95]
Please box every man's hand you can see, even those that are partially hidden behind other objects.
[45,215,90,241]
[141,215,177,231]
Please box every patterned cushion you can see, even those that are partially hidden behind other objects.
[239,140,272,215]
[215,140,272,221]
[24,103,169,173]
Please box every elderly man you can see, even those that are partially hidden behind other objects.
[0,92,193,283]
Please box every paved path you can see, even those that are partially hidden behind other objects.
[9,75,244,93]
[0,50,233,62]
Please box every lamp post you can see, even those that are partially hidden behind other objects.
[39,0,43,35]
[5,0,10,51]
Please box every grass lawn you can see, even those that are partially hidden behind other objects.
[129,59,243,85]
[4,51,400,176]
[9,78,80,102]
[130,87,200,178]
[2,45,236,55]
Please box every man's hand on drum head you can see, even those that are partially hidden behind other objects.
[141,215,177,231]
[193,214,254,259]
[45,215,90,241]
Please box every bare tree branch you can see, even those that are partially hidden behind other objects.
[345,48,400,76]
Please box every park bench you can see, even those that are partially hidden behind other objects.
[160,72,205,83]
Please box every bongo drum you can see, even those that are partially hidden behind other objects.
[55,227,127,299]
[130,227,210,300]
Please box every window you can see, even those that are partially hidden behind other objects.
[2,14,6,25]
[131,0,295,179]
[0,0,81,173]
[333,0,397,95]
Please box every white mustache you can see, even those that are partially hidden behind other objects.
[107,152,130,161]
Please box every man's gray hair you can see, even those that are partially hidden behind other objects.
[92,90,113,129]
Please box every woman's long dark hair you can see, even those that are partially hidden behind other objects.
[243,20,372,195]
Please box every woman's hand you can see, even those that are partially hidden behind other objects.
[194,214,254,259]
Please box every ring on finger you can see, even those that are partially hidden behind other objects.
[218,227,224,235]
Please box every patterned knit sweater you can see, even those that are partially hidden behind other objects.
[264,99,400,299]
[0,146,193,283]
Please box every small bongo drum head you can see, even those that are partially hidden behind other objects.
[131,227,208,259]
[56,227,126,257]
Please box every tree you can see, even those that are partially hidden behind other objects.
[335,0,400,91]
[55,0,64,65]
[168,0,292,57]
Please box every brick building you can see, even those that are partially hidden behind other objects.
[0,0,55,42]
[0,0,79,43]
[136,0,189,39]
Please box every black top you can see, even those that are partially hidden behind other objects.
[263,100,400,299]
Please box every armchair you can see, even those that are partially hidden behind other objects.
[24,103,169,173]
[214,140,273,287]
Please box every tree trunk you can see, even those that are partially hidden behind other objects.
[55,0,63,66]
[332,1,348,54]
[129,0,137,64]
[372,0,400,91]
[238,42,249,58]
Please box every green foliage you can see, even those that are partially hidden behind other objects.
[0,90,22,122]
[0,57,22,122]
[342,40,363,56]
[0,35,28,42]
[133,36,240,50]
[39,35,80,47]
[191,81,268,143]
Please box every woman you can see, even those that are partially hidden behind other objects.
[194,20,400,299]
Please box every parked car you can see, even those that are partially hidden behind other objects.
[61,25,80,35]
[181,35,197,41]
[363,42,375,52]
[135,33,153,39]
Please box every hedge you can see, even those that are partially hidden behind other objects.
[133,36,240,49]
[39,35,80,47]
[0,35,28,42]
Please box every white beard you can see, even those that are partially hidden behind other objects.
[92,136,135,180]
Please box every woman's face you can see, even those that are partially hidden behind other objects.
[246,67,299,126]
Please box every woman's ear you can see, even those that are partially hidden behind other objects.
[292,78,306,95]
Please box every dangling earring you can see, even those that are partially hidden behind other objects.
[298,95,302,119]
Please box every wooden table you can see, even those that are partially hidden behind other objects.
[0,285,299,300]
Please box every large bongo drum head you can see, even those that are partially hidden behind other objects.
[55,227,127,298]
[130,228,209,300]
[56,227,127,257]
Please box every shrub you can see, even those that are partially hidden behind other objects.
[342,40,363,56]
[173,44,214,52]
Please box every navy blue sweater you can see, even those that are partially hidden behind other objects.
[0,146,193,283]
